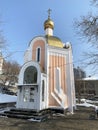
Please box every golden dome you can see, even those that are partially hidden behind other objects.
[45,35,63,48]
[44,18,54,30]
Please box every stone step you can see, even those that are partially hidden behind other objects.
[0,107,65,121]
[10,108,37,113]
[4,110,38,116]
[3,112,49,121]
[10,108,52,115]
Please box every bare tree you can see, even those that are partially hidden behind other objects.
[0,20,6,50]
[1,61,21,86]
[74,0,98,72]
[91,0,98,5]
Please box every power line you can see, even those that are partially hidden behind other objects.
[2,49,91,68]
[48,57,91,69]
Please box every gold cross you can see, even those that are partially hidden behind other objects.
[48,9,52,19]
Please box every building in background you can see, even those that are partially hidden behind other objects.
[17,10,76,113]
[74,67,86,80]
[75,76,98,99]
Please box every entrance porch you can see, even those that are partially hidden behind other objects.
[16,61,47,111]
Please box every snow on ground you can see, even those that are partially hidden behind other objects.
[76,99,98,110]
[0,93,17,103]
[77,102,95,108]
[0,93,98,111]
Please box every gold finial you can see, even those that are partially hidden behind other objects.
[48,9,52,19]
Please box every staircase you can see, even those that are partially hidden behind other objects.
[0,107,65,121]
[0,108,53,121]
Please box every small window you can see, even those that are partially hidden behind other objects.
[42,80,45,101]
[30,99,34,102]
[37,47,41,62]
[30,88,34,102]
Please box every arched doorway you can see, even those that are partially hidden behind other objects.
[17,61,42,110]
[22,66,38,109]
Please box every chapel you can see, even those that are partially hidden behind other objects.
[16,10,76,113]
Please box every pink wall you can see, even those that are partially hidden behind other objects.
[48,55,68,107]
[32,40,45,71]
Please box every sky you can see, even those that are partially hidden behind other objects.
[0,0,97,76]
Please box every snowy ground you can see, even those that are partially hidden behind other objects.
[0,94,98,123]
[0,93,98,110]
[76,99,98,110]
[0,93,17,103]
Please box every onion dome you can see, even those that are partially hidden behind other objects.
[44,9,63,48]
[44,18,54,30]
[44,9,54,30]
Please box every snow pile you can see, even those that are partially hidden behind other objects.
[86,99,98,104]
[76,98,98,110]
[28,118,41,122]
[77,102,95,108]
[0,93,17,103]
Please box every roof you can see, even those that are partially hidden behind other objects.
[45,35,63,48]
[83,77,98,81]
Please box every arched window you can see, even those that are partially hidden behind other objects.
[23,66,37,84]
[36,47,41,62]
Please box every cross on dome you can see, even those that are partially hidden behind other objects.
[44,9,54,35]
[48,9,52,19]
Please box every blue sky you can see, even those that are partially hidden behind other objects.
[0,0,96,76]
